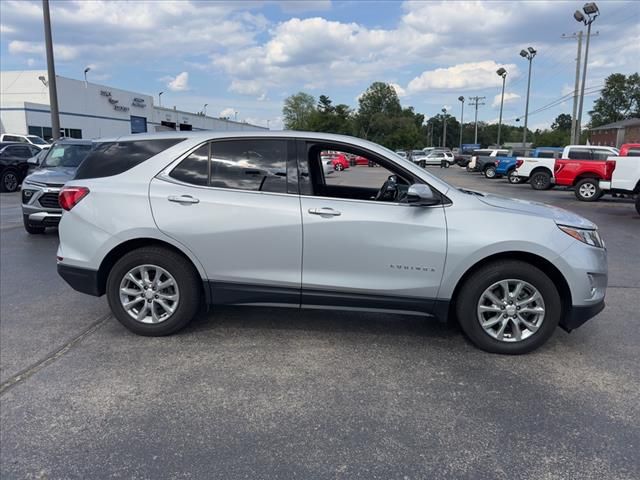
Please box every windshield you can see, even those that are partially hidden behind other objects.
[26,135,49,145]
[41,144,94,168]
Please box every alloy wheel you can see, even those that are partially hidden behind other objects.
[119,264,180,324]
[3,173,18,192]
[476,279,545,342]
[578,182,597,199]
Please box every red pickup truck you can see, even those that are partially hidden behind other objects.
[554,147,618,201]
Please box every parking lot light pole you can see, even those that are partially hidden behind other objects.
[458,96,464,149]
[158,91,163,107]
[496,68,507,146]
[83,67,90,87]
[441,108,447,148]
[42,0,61,140]
[520,47,536,147]
[574,2,599,144]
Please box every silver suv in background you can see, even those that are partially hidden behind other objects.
[21,139,94,234]
[57,132,607,354]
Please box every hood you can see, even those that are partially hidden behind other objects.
[25,166,77,187]
[475,191,596,229]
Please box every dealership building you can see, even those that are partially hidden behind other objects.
[0,70,266,140]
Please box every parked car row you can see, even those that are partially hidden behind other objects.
[464,143,640,214]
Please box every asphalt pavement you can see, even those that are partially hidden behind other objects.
[1,167,639,479]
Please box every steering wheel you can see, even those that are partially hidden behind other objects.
[375,175,398,201]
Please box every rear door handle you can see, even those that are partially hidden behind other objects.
[308,207,341,216]
[168,195,200,204]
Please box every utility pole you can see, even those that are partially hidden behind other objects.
[441,108,448,148]
[519,47,537,148]
[469,96,485,144]
[458,96,465,149]
[562,32,583,144]
[42,0,60,140]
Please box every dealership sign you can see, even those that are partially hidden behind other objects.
[100,89,131,112]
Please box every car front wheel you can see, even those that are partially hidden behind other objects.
[0,170,20,192]
[106,246,201,336]
[334,163,344,171]
[484,166,497,178]
[507,170,522,184]
[455,260,560,354]
[575,178,601,202]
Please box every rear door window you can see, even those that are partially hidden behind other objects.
[209,139,288,194]
[567,148,592,160]
[169,144,209,186]
[75,138,185,179]
[591,149,613,161]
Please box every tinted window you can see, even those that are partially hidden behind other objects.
[626,148,640,157]
[3,135,20,142]
[75,138,185,179]
[6,146,33,158]
[537,151,556,158]
[170,144,209,186]
[567,148,591,160]
[210,139,287,193]
[591,149,612,161]
[42,144,94,168]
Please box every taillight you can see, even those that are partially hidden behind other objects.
[516,159,523,169]
[59,186,89,211]
[494,160,499,166]
[605,160,616,178]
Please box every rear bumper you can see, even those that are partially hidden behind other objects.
[57,263,102,296]
[560,299,605,332]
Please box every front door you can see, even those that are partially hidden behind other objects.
[150,138,302,305]
[298,144,447,313]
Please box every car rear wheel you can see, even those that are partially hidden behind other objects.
[530,171,552,190]
[484,166,497,178]
[334,163,344,171]
[106,246,201,336]
[0,170,19,192]
[23,214,45,234]
[575,178,601,202]
[507,170,522,184]
[455,260,560,354]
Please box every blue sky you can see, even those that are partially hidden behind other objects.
[1,0,638,130]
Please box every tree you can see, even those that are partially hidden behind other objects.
[282,92,316,130]
[589,73,640,127]
[355,82,402,140]
[551,113,572,131]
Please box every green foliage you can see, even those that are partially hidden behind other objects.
[589,73,640,127]
[282,92,316,130]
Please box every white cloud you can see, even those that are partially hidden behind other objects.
[0,24,16,34]
[390,83,406,98]
[166,72,189,91]
[492,92,520,108]
[8,40,78,60]
[408,61,518,92]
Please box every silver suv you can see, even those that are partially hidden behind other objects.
[57,132,607,354]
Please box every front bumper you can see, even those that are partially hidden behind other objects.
[26,211,62,226]
[22,184,62,226]
[560,299,605,332]
[57,263,102,296]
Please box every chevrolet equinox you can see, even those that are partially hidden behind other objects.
[57,132,607,354]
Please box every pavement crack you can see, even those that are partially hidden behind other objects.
[0,314,111,396]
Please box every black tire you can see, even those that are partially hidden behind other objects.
[635,195,640,215]
[507,169,523,184]
[23,214,45,234]
[574,178,601,202]
[530,170,552,190]
[0,169,20,193]
[445,161,451,168]
[334,163,344,171]
[455,260,561,354]
[484,165,497,178]
[106,246,201,336]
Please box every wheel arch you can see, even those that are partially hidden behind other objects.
[447,251,572,324]
[529,166,552,176]
[573,173,603,186]
[96,237,209,303]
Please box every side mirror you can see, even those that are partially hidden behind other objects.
[28,156,40,166]
[407,184,440,206]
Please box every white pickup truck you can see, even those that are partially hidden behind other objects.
[514,145,619,190]
[598,144,640,214]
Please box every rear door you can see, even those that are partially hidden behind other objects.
[150,138,303,305]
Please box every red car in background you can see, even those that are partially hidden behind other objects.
[354,155,370,166]
[332,153,350,171]
[554,147,618,201]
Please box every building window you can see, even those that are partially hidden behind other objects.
[28,126,81,140]
[130,116,148,134]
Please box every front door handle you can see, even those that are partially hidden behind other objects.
[168,195,200,204]
[308,207,341,217]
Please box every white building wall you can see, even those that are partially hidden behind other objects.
[1,70,266,139]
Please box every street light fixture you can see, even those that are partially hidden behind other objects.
[203,103,208,116]
[158,91,164,107]
[83,67,90,87]
[520,47,536,147]
[441,107,448,148]
[458,96,465,149]
[574,1,599,143]
[496,67,507,146]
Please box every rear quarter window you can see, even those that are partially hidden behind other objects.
[74,138,185,179]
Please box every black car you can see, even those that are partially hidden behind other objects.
[0,142,41,192]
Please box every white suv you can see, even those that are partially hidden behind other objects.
[57,132,608,354]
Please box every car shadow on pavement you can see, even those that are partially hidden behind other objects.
[183,306,461,340]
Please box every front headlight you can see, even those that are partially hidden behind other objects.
[558,225,605,249]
